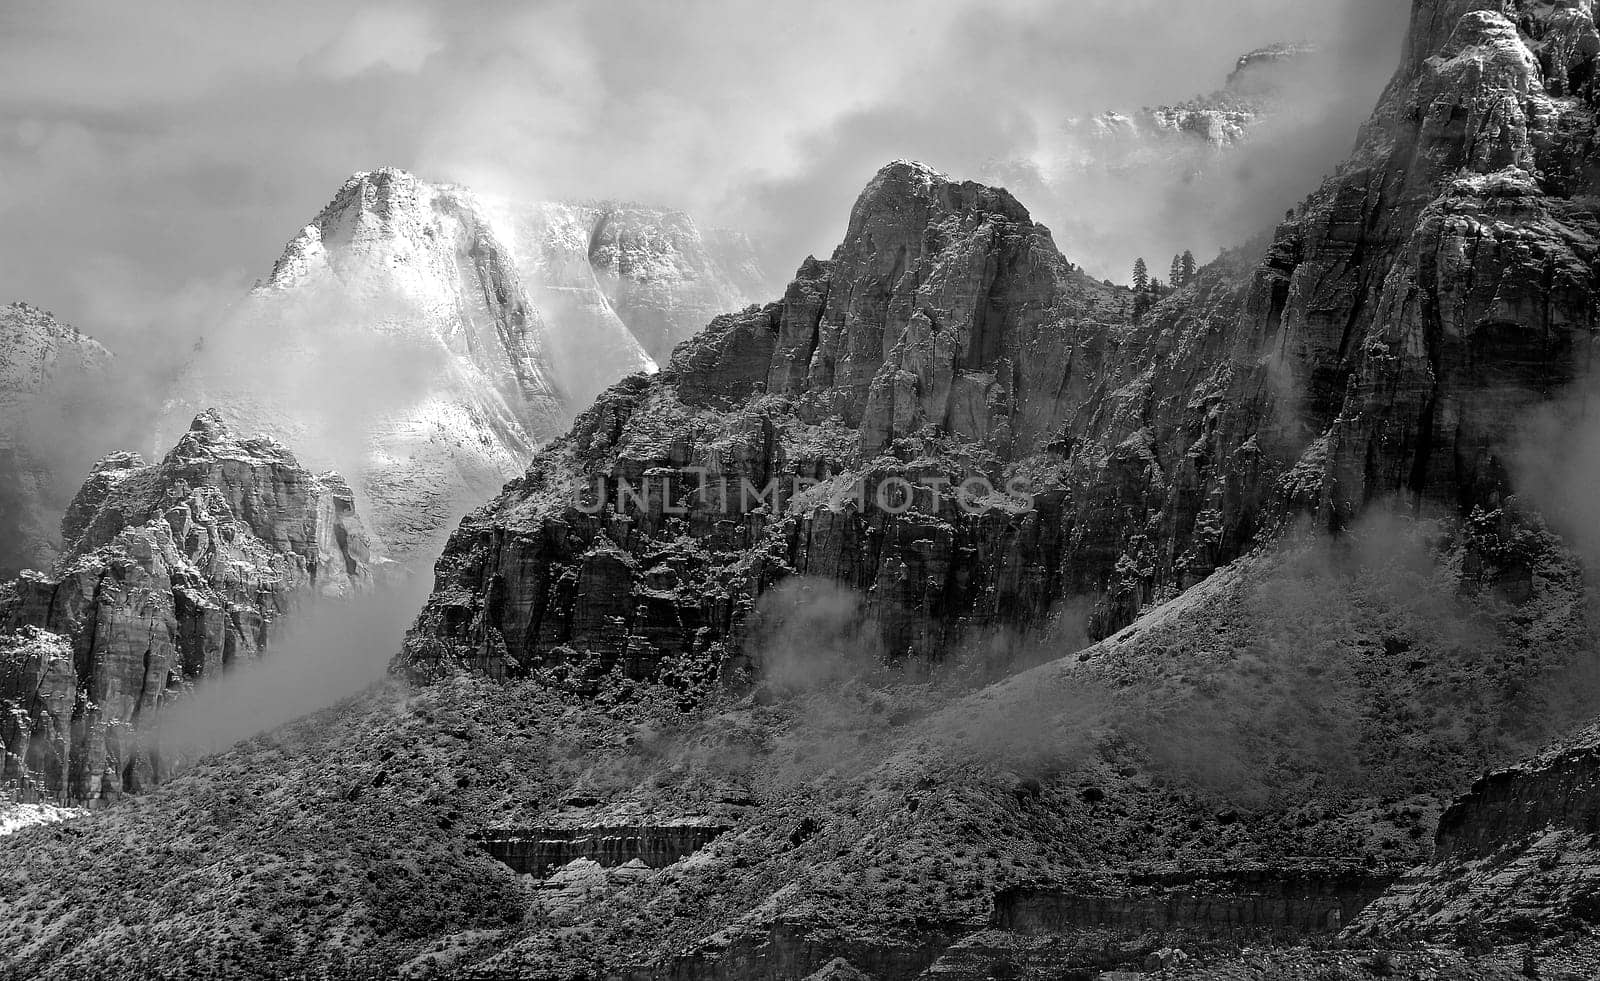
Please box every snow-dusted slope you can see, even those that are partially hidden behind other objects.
[485,198,766,400]
[0,303,113,576]
[582,204,766,361]
[157,170,763,566]
[1069,42,1317,156]
[483,200,659,408]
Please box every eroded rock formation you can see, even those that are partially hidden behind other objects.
[155,170,565,565]
[996,862,1393,938]
[0,411,372,804]
[403,2,1600,685]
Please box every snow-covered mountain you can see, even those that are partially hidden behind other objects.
[484,199,766,397]
[0,302,112,577]
[156,169,763,565]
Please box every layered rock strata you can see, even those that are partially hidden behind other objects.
[472,823,731,875]
[996,862,1393,938]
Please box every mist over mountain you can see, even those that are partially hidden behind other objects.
[8,2,1600,980]
[0,1,1403,341]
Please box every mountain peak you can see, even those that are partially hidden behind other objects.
[849,159,1036,235]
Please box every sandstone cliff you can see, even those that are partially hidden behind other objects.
[0,411,372,805]
[0,302,113,578]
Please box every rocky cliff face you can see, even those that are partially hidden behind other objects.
[4,3,1600,979]
[0,411,372,805]
[0,303,113,578]
[403,2,1600,683]
[400,163,1130,679]
[158,170,762,566]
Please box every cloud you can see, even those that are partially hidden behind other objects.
[157,573,435,758]
[306,4,443,79]
[0,1,1410,342]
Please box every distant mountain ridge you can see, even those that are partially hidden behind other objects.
[981,39,1327,285]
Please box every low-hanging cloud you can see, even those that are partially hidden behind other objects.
[156,573,434,760]
[0,0,1409,346]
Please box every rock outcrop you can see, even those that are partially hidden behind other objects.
[996,861,1393,938]
[401,163,1129,680]
[0,302,113,578]
[4,3,1600,979]
[403,2,1600,684]
[0,411,372,804]
[472,823,731,876]
[1352,724,1600,938]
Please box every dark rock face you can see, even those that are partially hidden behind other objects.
[401,164,1126,679]
[472,823,730,875]
[0,411,373,804]
[648,923,960,981]
[402,4,1600,683]
[996,863,1393,939]
[1433,744,1600,863]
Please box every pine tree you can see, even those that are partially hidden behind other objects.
[1170,255,1183,288]
[1181,249,1196,285]
[1132,257,1149,292]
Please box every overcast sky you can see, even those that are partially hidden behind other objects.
[0,0,1407,350]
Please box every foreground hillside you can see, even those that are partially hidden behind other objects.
[0,513,1595,978]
